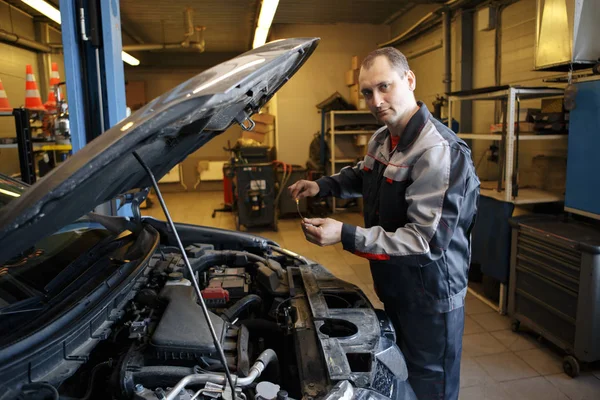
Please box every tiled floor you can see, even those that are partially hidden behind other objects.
[142,191,600,400]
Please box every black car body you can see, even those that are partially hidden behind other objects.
[0,38,415,400]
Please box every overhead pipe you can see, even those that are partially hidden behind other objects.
[0,29,52,53]
[405,40,443,60]
[377,0,470,48]
[122,43,190,51]
[443,10,452,94]
[48,7,206,54]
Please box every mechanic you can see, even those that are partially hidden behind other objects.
[288,47,480,400]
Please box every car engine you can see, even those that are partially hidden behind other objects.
[43,237,408,400]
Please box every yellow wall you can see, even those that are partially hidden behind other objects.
[270,23,390,166]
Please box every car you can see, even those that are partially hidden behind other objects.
[0,38,416,400]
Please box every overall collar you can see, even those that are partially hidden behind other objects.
[372,101,430,162]
[396,101,430,150]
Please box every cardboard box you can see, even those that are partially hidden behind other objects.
[351,55,362,70]
[345,69,360,86]
[252,112,275,125]
[242,130,267,142]
[253,121,273,134]
[490,122,535,133]
[541,98,563,113]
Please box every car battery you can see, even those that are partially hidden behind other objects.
[232,163,277,231]
[202,267,249,307]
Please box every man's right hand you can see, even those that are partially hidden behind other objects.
[288,180,319,199]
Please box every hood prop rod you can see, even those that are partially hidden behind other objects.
[132,151,237,397]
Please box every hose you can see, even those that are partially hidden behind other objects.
[268,246,308,264]
[164,349,279,400]
[79,361,112,400]
[221,294,263,322]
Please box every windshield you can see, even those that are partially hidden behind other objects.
[0,175,115,336]
[0,175,26,207]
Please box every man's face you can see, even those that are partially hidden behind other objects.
[359,56,416,127]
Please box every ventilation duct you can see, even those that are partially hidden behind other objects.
[535,0,600,71]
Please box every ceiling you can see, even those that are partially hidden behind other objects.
[118,0,427,60]
[5,0,453,68]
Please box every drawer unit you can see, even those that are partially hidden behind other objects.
[508,215,600,377]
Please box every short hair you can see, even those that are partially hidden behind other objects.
[361,47,410,76]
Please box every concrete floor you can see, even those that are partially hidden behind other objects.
[142,190,600,400]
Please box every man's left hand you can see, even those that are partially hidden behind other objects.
[302,218,343,246]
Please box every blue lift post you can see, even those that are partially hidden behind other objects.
[100,1,127,127]
[59,0,87,152]
[59,0,131,216]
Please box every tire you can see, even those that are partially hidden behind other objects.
[563,355,580,378]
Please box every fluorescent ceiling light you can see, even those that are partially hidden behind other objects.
[22,0,61,24]
[20,0,140,66]
[252,0,279,49]
[121,51,140,66]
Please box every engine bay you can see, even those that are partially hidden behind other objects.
[21,234,409,400]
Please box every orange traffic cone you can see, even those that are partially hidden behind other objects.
[25,64,45,111]
[0,78,11,112]
[49,62,60,86]
[44,91,57,113]
[49,62,61,101]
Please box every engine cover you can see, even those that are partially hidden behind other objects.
[150,282,227,358]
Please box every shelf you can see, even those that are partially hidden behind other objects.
[458,133,568,141]
[0,143,72,151]
[326,110,372,115]
[329,158,358,163]
[480,185,564,205]
[34,143,72,151]
[330,130,373,135]
[448,86,564,101]
[0,111,13,117]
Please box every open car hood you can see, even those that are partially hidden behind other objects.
[0,37,319,264]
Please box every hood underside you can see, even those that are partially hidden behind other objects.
[0,38,319,265]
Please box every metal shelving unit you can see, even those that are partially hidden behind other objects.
[448,86,566,206]
[324,110,382,211]
[448,86,567,314]
[0,108,73,184]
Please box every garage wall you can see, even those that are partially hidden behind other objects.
[270,23,390,166]
[0,0,65,176]
[0,2,38,176]
[389,4,447,110]
[391,0,567,192]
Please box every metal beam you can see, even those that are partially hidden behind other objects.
[34,22,51,100]
[100,0,127,127]
[120,14,147,44]
[59,0,86,152]
[130,51,239,70]
[443,10,452,95]
[460,10,474,134]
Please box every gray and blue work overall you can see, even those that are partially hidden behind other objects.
[316,103,480,400]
